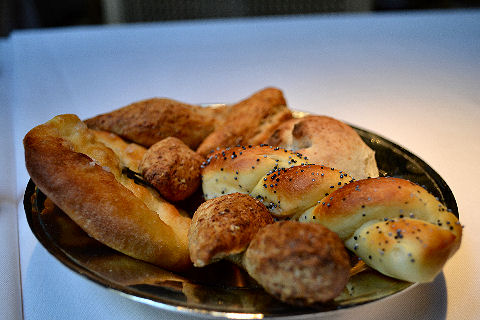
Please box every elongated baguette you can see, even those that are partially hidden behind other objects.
[196,87,292,156]
[85,98,229,149]
[24,114,192,271]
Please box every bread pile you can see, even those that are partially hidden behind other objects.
[24,87,462,307]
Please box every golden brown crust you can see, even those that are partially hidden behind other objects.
[303,177,462,241]
[140,137,203,202]
[201,145,309,200]
[244,221,350,305]
[188,193,274,267]
[250,164,354,217]
[301,177,462,282]
[24,115,192,271]
[267,115,378,180]
[92,130,146,170]
[196,88,292,156]
[345,218,458,282]
[85,98,229,149]
[201,145,354,218]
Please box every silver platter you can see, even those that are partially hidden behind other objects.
[24,123,458,318]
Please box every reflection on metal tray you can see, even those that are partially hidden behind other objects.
[24,126,458,318]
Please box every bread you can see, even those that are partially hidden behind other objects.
[300,177,462,282]
[140,137,203,202]
[189,198,351,305]
[267,115,379,180]
[92,130,146,170]
[24,88,461,293]
[345,218,458,283]
[188,193,274,267]
[201,145,356,218]
[243,221,351,305]
[250,164,354,218]
[205,146,462,283]
[201,145,309,200]
[24,114,192,271]
[196,88,292,156]
[84,98,229,149]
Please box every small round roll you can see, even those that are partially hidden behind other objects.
[201,145,308,200]
[140,137,203,202]
[244,221,351,305]
[301,177,462,282]
[250,164,354,218]
[188,193,274,267]
[267,115,379,180]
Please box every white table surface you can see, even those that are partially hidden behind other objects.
[1,9,479,320]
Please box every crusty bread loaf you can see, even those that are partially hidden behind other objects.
[267,115,379,180]
[188,193,274,267]
[300,177,462,282]
[243,221,351,305]
[140,137,203,202]
[85,98,229,149]
[196,88,292,156]
[250,164,354,218]
[24,114,192,271]
[201,145,309,200]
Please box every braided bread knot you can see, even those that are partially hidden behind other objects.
[302,177,462,283]
[201,146,462,283]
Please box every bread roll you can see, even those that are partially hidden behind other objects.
[188,193,274,267]
[244,221,350,305]
[345,218,458,282]
[267,115,378,180]
[301,177,461,282]
[85,98,229,149]
[24,115,192,271]
[201,145,309,200]
[140,137,203,202]
[250,164,354,218]
[196,87,292,156]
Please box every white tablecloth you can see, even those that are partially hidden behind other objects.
[2,9,480,319]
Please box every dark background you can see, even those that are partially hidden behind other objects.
[2,0,480,37]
